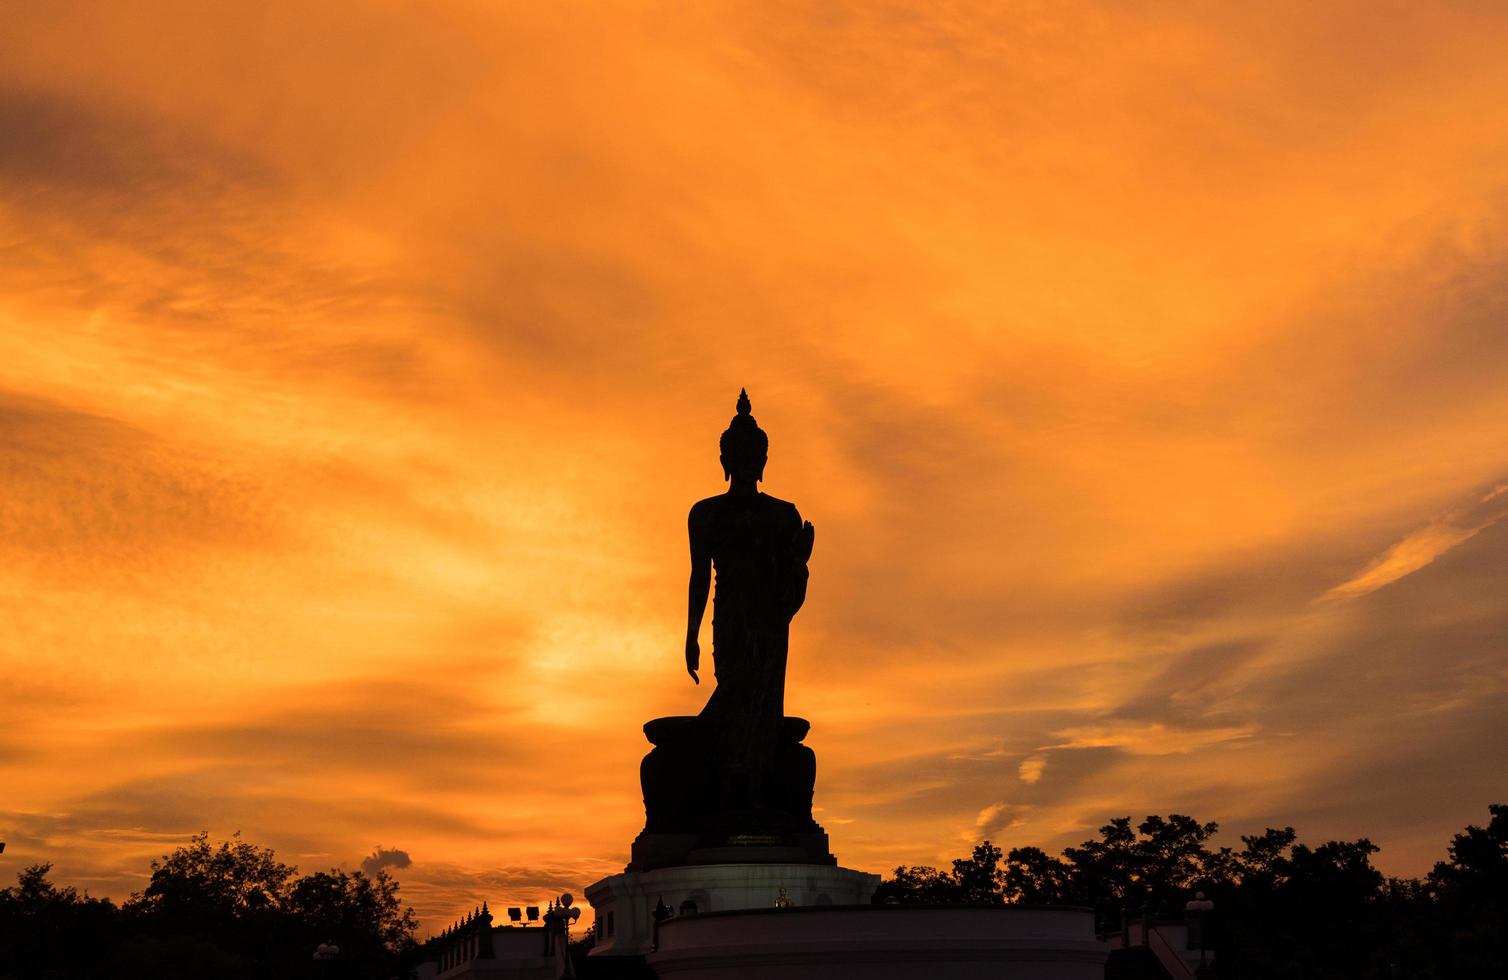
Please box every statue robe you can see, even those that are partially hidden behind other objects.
[689,491,809,800]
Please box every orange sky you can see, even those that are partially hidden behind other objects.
[4,0,1508,931]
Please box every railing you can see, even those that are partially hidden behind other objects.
[1145,923,1197,980]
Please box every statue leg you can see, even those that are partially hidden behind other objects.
[640,737,707,833]
[775,739,818,829]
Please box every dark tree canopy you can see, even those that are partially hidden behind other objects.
[875,805,1508,979]
[130,832,295,926]
[5,808,1506,978]
[0,833,417,980]
[1419,803,1508,976]
[0,863,122,979]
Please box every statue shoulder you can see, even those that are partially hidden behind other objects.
[757,493,802,524]
[688,495,724,526]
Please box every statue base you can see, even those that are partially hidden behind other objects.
[631,832,837,871]
[584,862,880,957]
[630,715,835,872]
[587,712,870,957]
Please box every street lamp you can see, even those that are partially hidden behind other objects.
[543,892,582,978]
[1183,891,1215,973]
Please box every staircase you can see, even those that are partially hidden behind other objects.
[1102,918,1203,980]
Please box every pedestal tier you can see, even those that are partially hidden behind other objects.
[648,905,1110,979]
[632,715,834,871]
[585,863,880,957]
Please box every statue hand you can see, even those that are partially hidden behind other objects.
[685,637,700,685]
[797,520,815,562]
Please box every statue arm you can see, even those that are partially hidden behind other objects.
[787,506,813,618]
[685,507,712,683]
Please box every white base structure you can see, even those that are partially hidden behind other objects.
[585,863,880,956]
[647,905,1109,979]
[413,927,563,980]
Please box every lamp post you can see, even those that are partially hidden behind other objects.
[543,892,582,978]
[1183,891,1215,973]
[312,940,340,977]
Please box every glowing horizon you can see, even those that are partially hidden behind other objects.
[4,1,1508,930]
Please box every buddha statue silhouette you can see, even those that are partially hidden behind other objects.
[625,390,830,870]
[685,389,814,809]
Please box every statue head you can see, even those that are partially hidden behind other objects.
[719,388,768,483]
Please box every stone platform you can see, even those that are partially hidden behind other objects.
[646,905,1110,979]
[585,863,879,957]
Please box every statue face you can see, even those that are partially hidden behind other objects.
[720,448,767,483]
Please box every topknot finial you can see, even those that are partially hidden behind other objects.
[720,387,768,475]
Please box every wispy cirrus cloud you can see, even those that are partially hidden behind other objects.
[1322,483,1508,602]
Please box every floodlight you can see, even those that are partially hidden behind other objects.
[526,905,540,921]
[507,907,522,922]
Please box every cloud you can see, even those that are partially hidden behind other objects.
[3,0,1508,930]
[1322,482,1508,601]
[0,390,281,571]
[974,802,1029,839]
[1018,757,1046,785]
[361,847,413,876]
[1042,722,1259,757]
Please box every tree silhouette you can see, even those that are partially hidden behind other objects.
[1002,845,1071,904]
[951,841,1006,905]
[872,840,1006,905]
[0,834,417,980]
[1418,803,1508,976]
[872,860,964,905]
[0,863,121,979]
[287,867,419,966]
[875,804,1508,978]
[4,810,1505,977]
